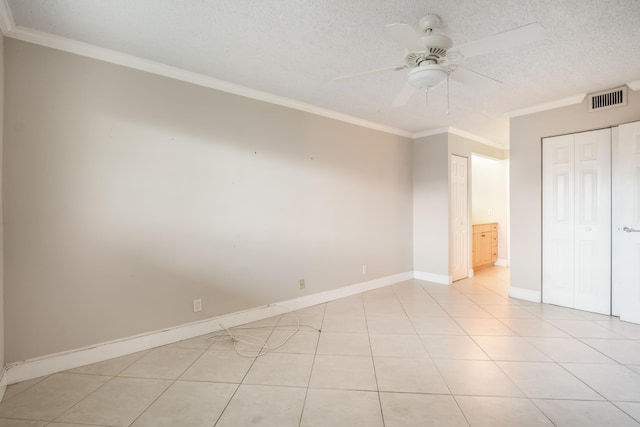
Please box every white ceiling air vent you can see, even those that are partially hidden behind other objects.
[588,86,627,112]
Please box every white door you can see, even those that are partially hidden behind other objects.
[543,129,611,315]
[451,155,469,281]
[615,121,640,324]
[543,134,575,308]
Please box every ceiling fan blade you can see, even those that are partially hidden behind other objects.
[455,22,546,58]
[392,82,418,108]
[386,23,425,51]
[334,64,407,81]
[451,66,503,87]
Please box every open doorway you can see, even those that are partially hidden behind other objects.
[471,154,509,271]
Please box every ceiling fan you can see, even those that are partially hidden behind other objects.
[335,14,546,108]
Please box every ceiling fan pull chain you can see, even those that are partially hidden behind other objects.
[446,73,450,115]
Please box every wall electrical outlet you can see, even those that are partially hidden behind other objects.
[299,279,305,290]
[193,298,202,312]
[362,264,367,275]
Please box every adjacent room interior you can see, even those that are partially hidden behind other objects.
[1,1,640,426]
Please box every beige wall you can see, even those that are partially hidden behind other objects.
[412,132,508,279]
[412,134,449,276]
[510,89,640,296]
[3,39,413,363]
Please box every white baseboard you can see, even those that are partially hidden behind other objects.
[495,258,509,267]
[509,286,541,302]
[5,271,413,385]
[413,271,451,285]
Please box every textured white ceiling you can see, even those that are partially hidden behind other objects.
[4,0,640,146]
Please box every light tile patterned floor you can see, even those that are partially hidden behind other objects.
[2,267,640,426]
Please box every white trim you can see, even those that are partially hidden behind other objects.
[413,271,451,285]
[413,127,450,139]
[627,80,640,91]
[0,0,14,36]
[412,127,507,150]
[504,94,587,118]
[4,271,413,385]
[495,258,509,267]
[0,366,7,403]
[4,26,413,139]
[448,127,507,150]
[509,286,541,302]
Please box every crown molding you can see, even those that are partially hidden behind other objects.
[504,94,587,118]
[5,25,414,139]
[412,126,507,149]
[627,80,640,91]
[0,0,15,35]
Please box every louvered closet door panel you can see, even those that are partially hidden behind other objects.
[543,134,576,308]
[573,128,611,315]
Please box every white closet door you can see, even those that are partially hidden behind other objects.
[450,155,469,281]
[616,121,640,324]
[543,134,576,308]
[573,129,611,314]
[543,129,611,314]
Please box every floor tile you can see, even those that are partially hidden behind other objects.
[301,388,383,427]
[481,304,536,319]
[420,335,489,360]
[615,402,640,424]
[497,361,603,400]
[180,349,255,383]
[581,339,640,365]
[243,352,314,387]
[325,302,365,317]
[455,396,554,426]
[0,420,46,427]
[547,319,627,338]
[408,316,466,335]
[374,357,449,393]
[365,314,415,334]
[209,327,273,354]
[402,302,450,318]
[119,347,204,379]
[309,355,377,391]
[163,334,215,349]
[278,305,325,330]
[525,337,615,363]
[534,399,640,427]
[379,392,467,427]
[363,301,406,316]
[500,318,568,337]
[369,334,428,357]
[267,330,319,354]
[0,374,110,421]
[562,363,640,401]
[48,424,109,427]
[131,380,237,427]
[56,377,171,426]
[434,359,524,397]
[442,304,493,318]
[1,377,48,402]
[316,332,371,356]
[454,318,515,336]
[321,313,368,333]
[66,351,149,376]
[473,336,551,362]
[216,384,305,427]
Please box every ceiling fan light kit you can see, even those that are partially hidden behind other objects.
[408,64,448,89]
